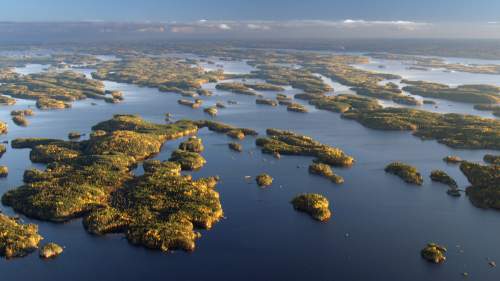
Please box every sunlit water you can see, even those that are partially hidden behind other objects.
[0,57,499,281]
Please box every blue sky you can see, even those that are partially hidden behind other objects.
[1,0,499,22]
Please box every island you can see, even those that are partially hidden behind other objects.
[421,243,447,264]
[2,115,224,253]
[308,162,344,184]
[291,193,331,222]
[384,162,423,185]
[402,80,500,104]
[460,161,500,210]
[0,70,107,107]
[39,243,63,259]
[256,129,354,167]
[0,213,43,259]
[256,173,273,187]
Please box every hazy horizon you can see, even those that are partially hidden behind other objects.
[1,0,500,40]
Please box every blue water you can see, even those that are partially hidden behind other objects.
[0,56,499,281]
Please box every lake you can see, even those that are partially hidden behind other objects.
[0,55,499,281]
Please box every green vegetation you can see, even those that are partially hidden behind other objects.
[392,95,422,106]
[306,59,400,89]
[0,121,7,134]
[178,136,204,153]
[460,162,500,210]
[216,82,256,95]
[0,144,6,158]
[402,80,500,104]
[93,57,223,95]
[256,173,273,187]
[178,99,202,109]
[11,109,34,116]
[39,243,63,259]
[352,83,402,101]
[36,97,71,110]
[0,95,16,105]
[0,166,8,177]
[256,98,278,106]
[430,170,458,189]
[0,53,99,68]
[291,193,331,222]
[203,106,218,116]
[287,103,308,113]
[308,163,344,184]
[244,83,285,91]
[384,162,423,185]
[0,70,106,105]
[369,53,500,74]
[247,64,333,94]
[421,243,447,264]
[256,129,354,167]
[2,115,223,253]
[197,89,213,96]
[3,115,198,221]
[0,213,43,259]
[169,149,206,170]
[308,94,382,113]
[343,107,500,150]
[228,142,242,152]
[195,120,258,140]
[474,104,500,117]
[484,154,500,165]
[443,155,462,164]
[276,93,293,105]
[12,115,29,126]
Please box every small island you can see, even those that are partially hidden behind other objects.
[39,243,63,259]
[228,142,242,152]
[385,162,423,185]
[216,82,256,95]
[256,173,273,187]
[256,129,354,167]
[256,98,278,106]
[0,213,43,259]
[204,106,218,116]
[443,155,462,164]
[291,193,331,222]
[430,170,458,188]
[421,243,447,264]
[0,165,8,177]
[308,162,344,184]
[12,115,29,126]
[287,103,308,113]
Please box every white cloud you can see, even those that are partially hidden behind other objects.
[343,19,421,25]
[247,23,270,30]
[166,19,430,36]
[218,23,231,30]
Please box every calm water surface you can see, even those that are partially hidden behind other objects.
[0,56,499,281]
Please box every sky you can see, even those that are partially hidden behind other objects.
[1,0,500,40]
[1,0,499,22]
